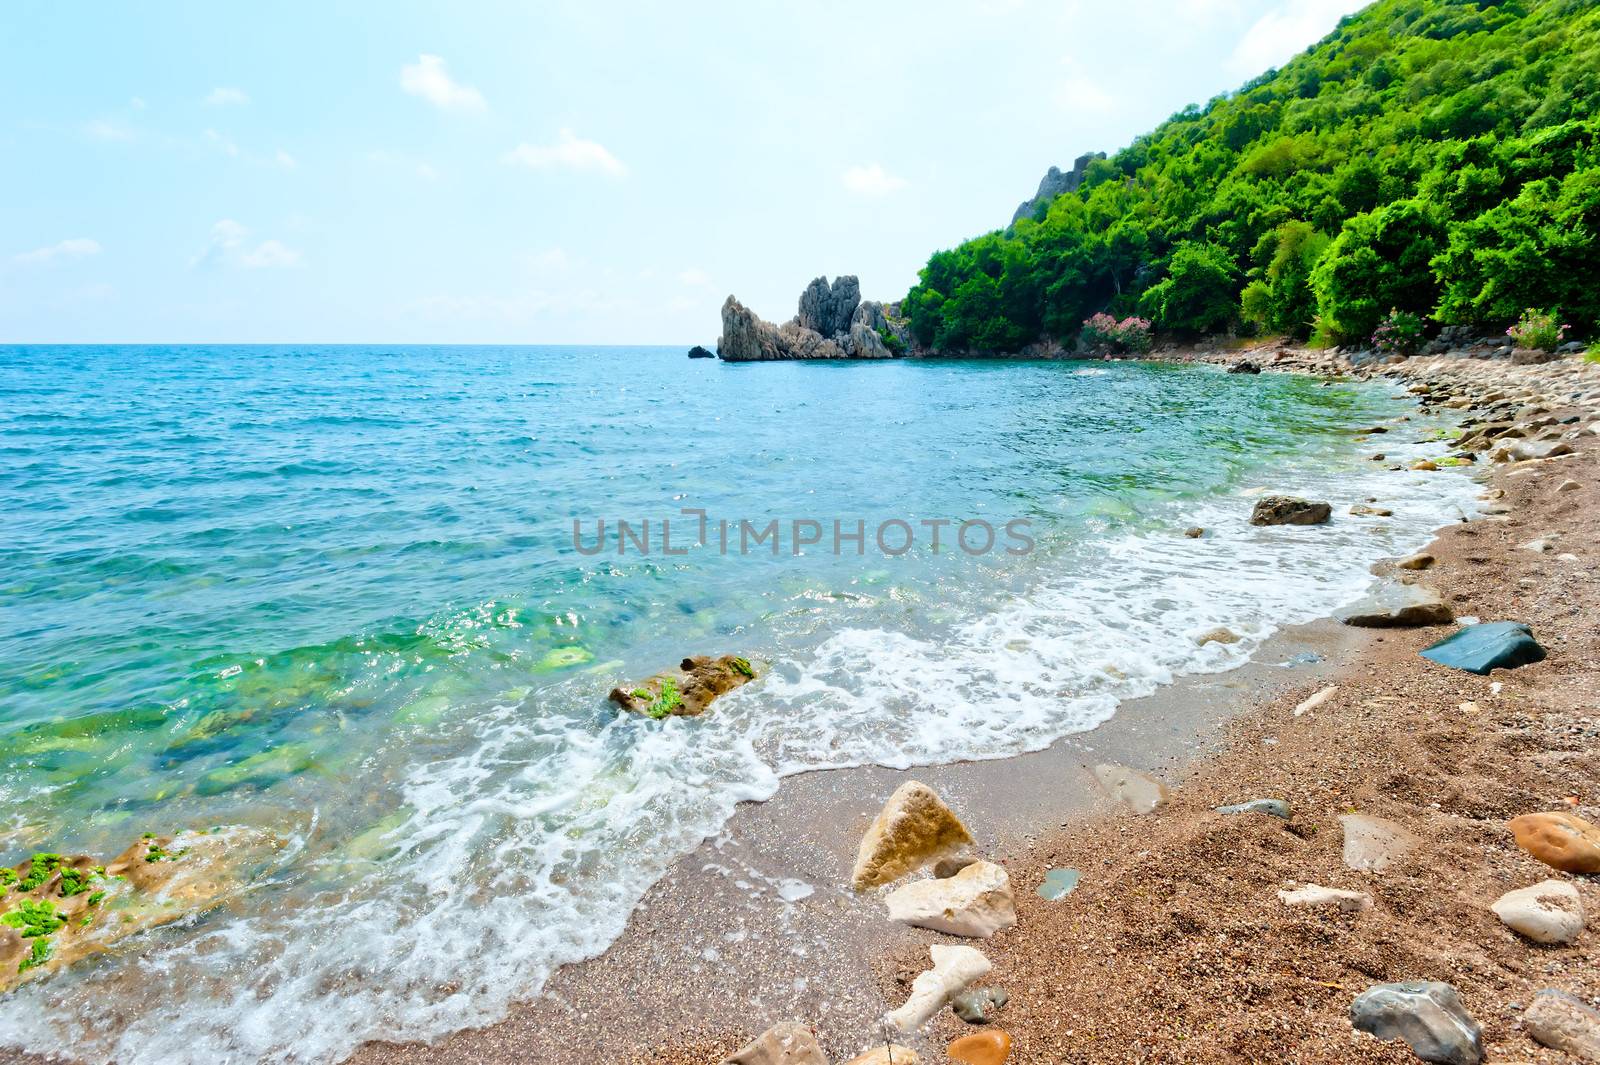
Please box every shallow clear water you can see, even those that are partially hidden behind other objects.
[0,346,1477,1062]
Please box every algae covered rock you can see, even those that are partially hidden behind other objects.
[0,826,282,992]
[851,781,973,891]
[608,654,757,719]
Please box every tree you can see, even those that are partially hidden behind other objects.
[1311,199,1444,343]
[1241,221,1331,337]
[1139,242,1240,334]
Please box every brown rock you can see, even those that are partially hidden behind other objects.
[1184,526,1205,538]
[851,781,974,890]
[1524,990,1600,1061]
[1509,813,1600,874]
[1398,553,1435,570]
[1349,504,1393,517]
[948,1030,1012,1065]
[1250,496,1332,526]
[608,654,756,718]
[841,1048,920,1065]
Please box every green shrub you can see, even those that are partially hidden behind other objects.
[1506,308,1569,351]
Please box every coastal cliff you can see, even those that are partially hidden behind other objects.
[718,275,911,362]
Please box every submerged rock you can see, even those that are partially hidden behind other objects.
[1419,622,1546,675]
[851,781,974,891]
[608,654,757,719]
[722,1022,829,1065]
[884,943,991,1034]
[1509,812,1600,874]
[952,986,1009,1024]
[1524,989,1600,1060]
[1250,496,1332,526]
[1091,763,1169,814]
[1491,880,1584,944]
[1350,981,1484,1064]
[1337,584,1455,628]
[1227,360,1261,375]
[884,861,1016,939]
[1196,626,1241,646]
[0,827,282,992]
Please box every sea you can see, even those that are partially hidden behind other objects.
[0,344,1479,1062]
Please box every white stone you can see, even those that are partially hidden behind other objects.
[1295,685,1338,717]
[1278,883,1374,913]
[1091,763,1169,814]
[1491,880,1584,945]
[883,860,1017,939]
[883,944,990,1034]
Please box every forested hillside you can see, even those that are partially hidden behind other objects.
[903,0,1600,353]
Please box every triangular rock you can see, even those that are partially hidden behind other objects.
[851,781,973,891]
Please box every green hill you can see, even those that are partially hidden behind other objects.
[902,0,1600,354]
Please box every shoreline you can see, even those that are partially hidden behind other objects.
[353,351,1600,1064]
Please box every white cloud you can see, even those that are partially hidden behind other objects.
[13,238,102,265]
[505,130,627,177]
[841,162,908,197]
[84,119,135,142]
[193,219,301,270]
[400,54,486,113]
[205,87,249,107]
[130,97,147,111]
[1054,70,1115,113]
[678,268,713,287]
[1228,0,1366,77]
[275,149,298,169]
[416,161,440,181]
[204,128,240,157]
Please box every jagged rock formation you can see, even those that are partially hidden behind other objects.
[1011,151,1106,224]
[718,276,910,362]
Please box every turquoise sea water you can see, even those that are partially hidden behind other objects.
[0,346,1476,1062]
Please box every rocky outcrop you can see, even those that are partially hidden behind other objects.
[609,654,756,719]
[687,345,715,359]
[718,278,910,362]
[1012,152,1105,224]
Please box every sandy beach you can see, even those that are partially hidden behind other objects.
[346,349,1600,1065]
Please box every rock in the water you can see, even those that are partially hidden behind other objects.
[1509,813,1600,874]
[1278,883,1374,913]
[884,861,1017,939]
[948,1030,1012,1065]
[1341,813,1417,872]
[1217,798,1290,819]
[688,344,715,360]
[1091,763,1169,814]
[1250,496,1332,526]
[1398,553,1436,570]
[841,1047,921,1065]
[1419,621,1546,675]
[951,987,1008,1024]
[1350,504,1394,517]
[1337,584,1455,628]
[796,275,861,338]
[1491,880,1584,944]
[1412,458,1440,471]
[1524,989,1600,1061]
[852,781,974,890]
[1227,360,1262,375]
[1196,626,1241,646]
[1184,526,1205,538]
[723,1022,829,1065]
[609,654,757,718]
[1350,981,1484,1064]
[1036,868,1080,901]
[884,944,991,1034]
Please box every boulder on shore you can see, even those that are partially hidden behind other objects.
[1350,981,1484,1065]
[1336,583,1455,628]
[852,781,974,890]
[608,654,756,719]
[1508,812,1600,874]
[1419,621,1545,674]
[1524,990,1600,1061]
[884,944,991,1034]
[1491,880,1584,944]
[1250,496,1332,526]
[722,1022,829,1065]
[883,860,1017,938]
[1341,813,1417,872]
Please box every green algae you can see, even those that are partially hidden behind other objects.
[2,899,66,937]
[17,938,50,974]
[646,679,683,720]
[730,656,755,678]
[535,646,594,672]
[194,743,317,796]
[18,854,63,892]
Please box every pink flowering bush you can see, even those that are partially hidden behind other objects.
[1507,308,1568,351]
[1081,313,1154,355]
[1371,308,1425,357]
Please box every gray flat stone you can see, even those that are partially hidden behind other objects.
[1350,981,1484,1064]
[1337,583,1455,628]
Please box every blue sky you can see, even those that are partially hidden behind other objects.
[0,0,1366,344]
